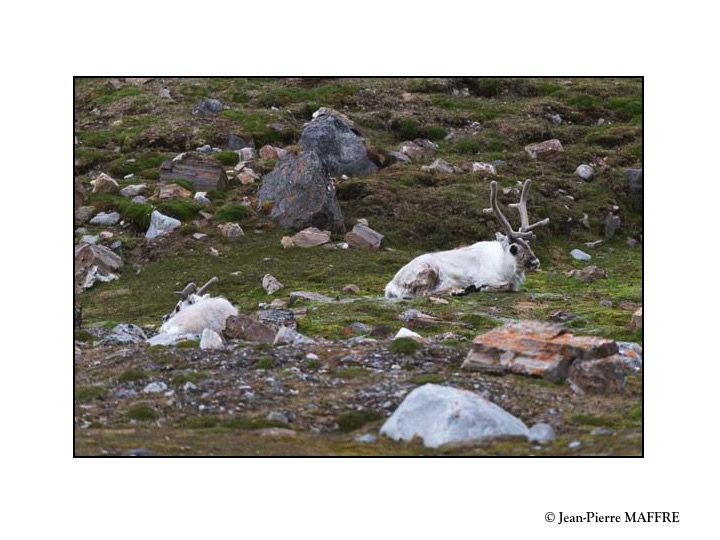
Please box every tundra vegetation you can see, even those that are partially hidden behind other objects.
[75,77,642,456]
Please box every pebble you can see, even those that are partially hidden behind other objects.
[528,423,556,444]
[266,411,289,424]
[354,434,378,444]
[570,248,591,262]
[143,381,168,394]
[568,440,582,450]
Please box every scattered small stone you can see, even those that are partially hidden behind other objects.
[471,162,497,174]
[75,206,96,223]
[565,265,606,283]
[238,147,257,161]
[550,311,577,323]
[393,327,428,343]
[220,222,244,240]
[126,448,153,457]
[119,183,147,198]
[80,234,98,245]
[626,237,638,248]
[429,296,449,305]
[288,291,333,305]
[575,164,594,181]
[568,440,582,450]
[286,227,332,248]
[590,427,613,436]
[194,192,210,205]
[348,322,371,335]
[192,97,224,117]
[259,144,288,160]
[421,158,455,174]
[101,323,147,345]
[262,274,284,295]
[89,211,120,226]
[255,427,297,438]
[354,434,377,444]
[158,183,193,201]
[605,213,621,239]
[257,308,297,330]
[145,210,181,239]
[570,248,591,262]
[345,223,384,249]
[200,328,225,350]
[266,411,289,424]
[192,232,207,240]
[584,240,603,249]
[524,139,564,159]
[398,139,437,161]
[91,173,119,194]
[599,299,613,308]
[342,284,360,294]
[143,381,168,394]
[273,326,316,346]
[528,423,556,444]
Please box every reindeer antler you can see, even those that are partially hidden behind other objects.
[508,179,550,234]
[197,276,219,296]
[487,180,548,240]
[175,282,197,300]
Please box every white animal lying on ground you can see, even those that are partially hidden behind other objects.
[148,277,238,345]
[384,179,549,298]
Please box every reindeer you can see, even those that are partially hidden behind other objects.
[384,179,549,298]
[148,277,238,345]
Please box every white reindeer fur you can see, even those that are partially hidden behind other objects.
[384,236,524,299]
[148,295,238,345]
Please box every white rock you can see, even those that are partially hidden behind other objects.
[89,211,120,226]
[528,423,556,444]
[80,235,99,245]
[220,222,244,240]
[146,210,181,239]
[273,326,316,346]
[394,327,427,343]
[143,381,168,394]
[471,162,497,175]
[575,164,594,181]
[380,384,529,448]
[570,248,592,262]
[194,191,210,205]
[262,274,284,294]
[200,328,225,350]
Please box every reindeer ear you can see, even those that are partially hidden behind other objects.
[496,232,508,245]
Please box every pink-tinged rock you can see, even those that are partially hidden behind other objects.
[630,307,642,331]
[259,145,289,160]
[462,321,618,382]
[567,355,632,394]
[345,223,384,249]
[287,227,332,248]
[524,139,564,159]
[91,173,119,194]
[158,183,193,200]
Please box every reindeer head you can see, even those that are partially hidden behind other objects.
[162,277,219,323]
[488,180,549,272]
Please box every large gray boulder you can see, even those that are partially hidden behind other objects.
[299,113,378,177]
[380,384,529,448]
[258,151,345,232]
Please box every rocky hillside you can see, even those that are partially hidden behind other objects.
[74,77,642,456]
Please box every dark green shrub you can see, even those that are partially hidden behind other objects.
[215,151,239,166]
[126,403,158,421]
[214,204,250,222]
[389,337,423,354]
[117,199,153,229]
[337,410,383,432]
[156,200,201,222]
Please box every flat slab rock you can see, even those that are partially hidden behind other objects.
[283,227,332,248]
[345,223,383,249]
[462,321,618,383]
[159,152,228,193]
[380,384,528,448]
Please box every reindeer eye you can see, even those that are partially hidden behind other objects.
[509,244,519,256]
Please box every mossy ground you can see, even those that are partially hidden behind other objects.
[75,77,642,456]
